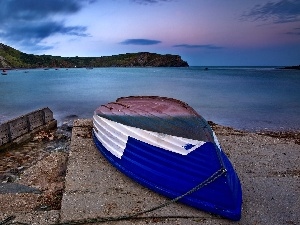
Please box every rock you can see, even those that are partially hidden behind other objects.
[17,166,25,171]
[61,115,78,131]
[9,168,20,175]
[0,183,41,194]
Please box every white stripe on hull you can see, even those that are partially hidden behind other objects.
[212,131,222,152]
[93,115,206,159]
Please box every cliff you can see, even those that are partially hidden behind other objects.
[0,43,189,68]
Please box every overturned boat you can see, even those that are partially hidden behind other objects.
[92,96,242,220]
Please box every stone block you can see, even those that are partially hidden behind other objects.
[28,110,44,130]
[9,116,29,140]
[0,123,10,145]
[43,108,54,123]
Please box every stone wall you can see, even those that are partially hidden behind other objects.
[0,108,57,150]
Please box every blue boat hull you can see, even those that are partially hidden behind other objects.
[92,130,242,220]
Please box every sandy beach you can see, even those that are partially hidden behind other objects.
[0,119,299,225]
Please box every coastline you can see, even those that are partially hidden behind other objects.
[0,120,299,224]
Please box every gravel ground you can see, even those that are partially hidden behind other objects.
[0,120,299,225]
[0,124,71,219]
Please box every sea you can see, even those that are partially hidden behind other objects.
[1,66,299,132]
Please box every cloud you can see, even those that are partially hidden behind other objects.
[173,44,223,49]
[0,0,95,50]
[120,39,162,45]
[0,0,84,22]
[25,44,55,52]
[242,0,300,23]
[285,27,300,35]
[131,0,172,5]
[0,21,89,43]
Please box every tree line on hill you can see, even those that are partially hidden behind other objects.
[0,43,189,69]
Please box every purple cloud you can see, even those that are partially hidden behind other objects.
[173,44,223,49]
[242,0,300,23]
[285,27,300,35]
[120,39,162,45]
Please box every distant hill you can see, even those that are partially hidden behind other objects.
[0,43,189,68]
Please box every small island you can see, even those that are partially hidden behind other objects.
[0,43,189,69]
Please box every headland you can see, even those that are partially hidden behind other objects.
[0,43,189,69]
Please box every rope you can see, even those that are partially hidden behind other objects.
[2,168,226,225]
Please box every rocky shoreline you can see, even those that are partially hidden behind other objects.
[0,121,72,215]
[1,121,299,187]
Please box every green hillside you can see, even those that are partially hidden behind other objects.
[0,43,189,68]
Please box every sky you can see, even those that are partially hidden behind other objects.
[0,0,299,66]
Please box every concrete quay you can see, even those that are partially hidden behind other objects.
[59,119,299,225]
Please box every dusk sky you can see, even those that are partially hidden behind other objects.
[0,0,299,66]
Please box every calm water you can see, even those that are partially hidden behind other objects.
[1,67,299,131]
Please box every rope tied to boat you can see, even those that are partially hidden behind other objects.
[1,168,226,225]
